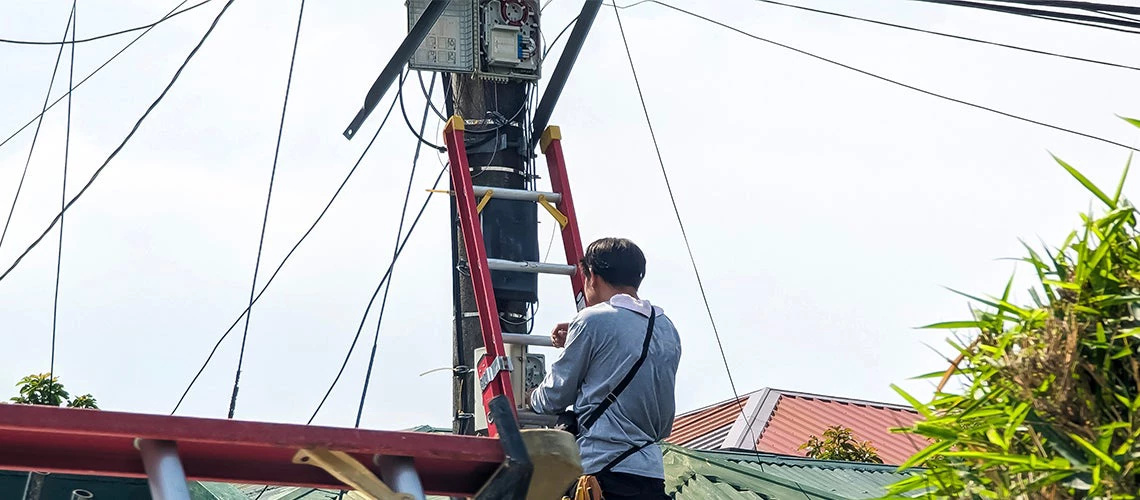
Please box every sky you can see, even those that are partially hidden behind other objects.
[1,0,1139,432]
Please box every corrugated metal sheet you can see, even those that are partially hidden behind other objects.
[665,445,916,500]
[729,458,908,499]
[666,394,750,448]
[755,393,925,466]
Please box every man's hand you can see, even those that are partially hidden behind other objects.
[551,322,570,348]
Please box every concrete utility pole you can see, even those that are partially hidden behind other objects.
[450,78,531,435]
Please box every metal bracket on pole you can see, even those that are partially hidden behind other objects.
[293,448,414,500]
[528,0,602,150]
[135,439,192,500]
[478,356,514,391]
[343,0,452,140]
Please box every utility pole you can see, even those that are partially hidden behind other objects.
[450,77,532,435]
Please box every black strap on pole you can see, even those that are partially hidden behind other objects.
[529,0,602,150]
[343,0,452,139]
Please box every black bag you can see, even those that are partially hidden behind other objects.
[555,410,580,436]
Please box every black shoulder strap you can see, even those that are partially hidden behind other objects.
[598,440,655,474]
[580,309,656,431]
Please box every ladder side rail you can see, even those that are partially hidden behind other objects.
[442,116,517,436]
[540,126,587,311]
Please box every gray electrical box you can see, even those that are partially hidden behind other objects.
[407,0,477,73]
[405,0,542,81]
[477,0,541,81]
[473,344,546,433]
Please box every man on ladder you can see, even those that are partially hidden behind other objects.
[529,238,682,500]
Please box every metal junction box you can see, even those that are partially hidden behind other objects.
[473,345,546,433]
[406,0,542,81]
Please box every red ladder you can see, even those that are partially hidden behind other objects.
[442,117,586,437]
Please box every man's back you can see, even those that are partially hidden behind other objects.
[531,295,682,477]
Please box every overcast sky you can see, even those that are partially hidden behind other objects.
[1,0,1139,431]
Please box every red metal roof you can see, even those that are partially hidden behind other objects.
[755,392,925,465]
[666,394,750,449]
[665,388,926,465]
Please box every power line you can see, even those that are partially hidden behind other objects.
[169,93,403,415]
[398,72,447,153]
[0,7,74,252]
[227,0,306,420]
[0,0,196,154]
[1096,10,1140,22]
[981,0,1140,16]
[0,0,238,285]
[611,1,761,453]
[902,0,1140,33]
[354,73,440,429]
[308,163,449,426]
[418,71,447,122]
[0,0,215,46]
[621,0,1140,153]
[51,1,78,387]
[751,0,1140,72]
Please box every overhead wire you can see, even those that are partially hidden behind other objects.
[617,0,1140,153]
[399,72,447,153]
[0,0,196,154]
[0,7,74,252]
[979,0,1140,16]
[610,1,761,454]
[0,0,239,285]
[901,0,1140,33]
[308,163,450,425]
[0,0,214,46]
[418,71,447,122]
[170,93,403,415]
[750,0,1140,72]
[227,0,307,420]
[354,73,440,429]
[50,1,78,386]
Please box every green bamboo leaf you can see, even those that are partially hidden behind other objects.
[942,451,1034,465]
[985,428,1006,449]
[891,384,935,419]
[897,440,954,470]
[1042,279,1080,290]
[914,422,959,440]
[1069,433,1122,472]
[1120,115,1140,130]
[918,321,984,330]
[1053,153,1115,209]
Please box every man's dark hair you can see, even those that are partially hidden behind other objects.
[580,238,646,289]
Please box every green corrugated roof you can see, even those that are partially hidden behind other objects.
[664,445,916,499]
[0,471,247,499]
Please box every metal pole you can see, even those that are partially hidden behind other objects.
[136,439,191,500]
[343,0,452,139]
[70,490,93,500]
[529,0,602,149]
[375,456,426,500]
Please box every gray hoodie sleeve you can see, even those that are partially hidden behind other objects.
[529,319,591,414]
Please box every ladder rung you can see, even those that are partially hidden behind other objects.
[501,333,554,347]
[486,259,576,276]
[473,186,562,204]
